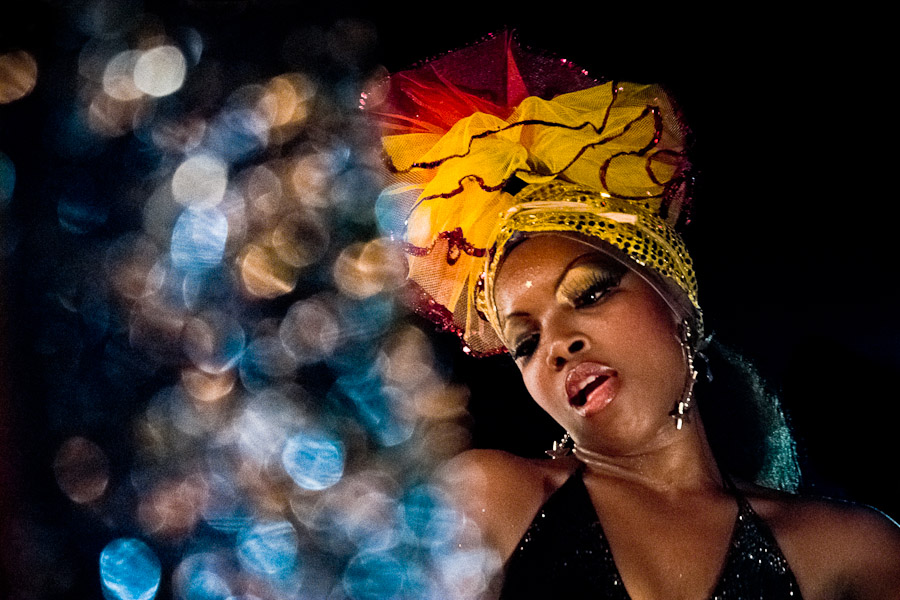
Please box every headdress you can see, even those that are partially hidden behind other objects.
[366,32,701,356]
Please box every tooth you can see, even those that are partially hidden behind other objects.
[581,375,597,392]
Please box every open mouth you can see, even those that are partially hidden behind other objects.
[569,375,610,407]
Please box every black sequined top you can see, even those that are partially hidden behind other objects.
[500,470,803,599]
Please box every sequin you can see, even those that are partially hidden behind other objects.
[499,470,803,599]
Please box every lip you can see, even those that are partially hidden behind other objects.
[565,362,619,417]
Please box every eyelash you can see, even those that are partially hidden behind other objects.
[511,334,539,361]
[570,271,621,309]
[509,271,622,362]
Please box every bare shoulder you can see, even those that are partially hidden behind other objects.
[742,484,900,599]
[438,449,577,560]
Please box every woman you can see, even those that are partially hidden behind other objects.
[370,32,900,598]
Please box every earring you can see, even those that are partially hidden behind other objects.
[671,320,699,430]
[545,432,573,459]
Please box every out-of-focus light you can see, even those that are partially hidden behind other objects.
[409,382,469,421]
[230,387,307,464]
[201,471,249,532]
[205,108,269,162]
[53,436,110,504]
[257,73,315,130]
[0,152,15,206]
[172,154,228,208]
[87,90,148,137]
[374,183,421,237]
[103,50,144,101]
[240,332,298,389]
[380,325,435,389]
[238,243,299,299]
[104,233,161,301]
[279,297,340,364]
[181,367,236,403]
[244,165,283,218]
[0,51,38,104]
[237,520,299,576]
[182,311,246,374]
[400,484,458,548]
[134,45,187,97]
[137,475,209,539]
[436,547,502,600]
[271,211,329,269]
[150,115,206,153]
[335,297,394,346]
[342,551,406,600]
[128,298,188,363]
[281,429,344,491]
[170,208,229,271]
[333,238,407,299]
[288,153,333,208]
[173,553,232,600]
[316,472,401,552]
[99,538,162,600]
[335,370,413,447]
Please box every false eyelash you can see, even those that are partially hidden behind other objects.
[511,333,539,361]
[562,269,623,309]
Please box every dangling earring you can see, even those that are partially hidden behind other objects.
[670,320,699,430]
[546,432,573,458]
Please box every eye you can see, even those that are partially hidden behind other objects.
[510,333,539,361]
[557,261,625,310]
[570,273,621,308]
[572,276,618,308]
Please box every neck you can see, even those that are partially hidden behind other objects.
[573,417,723,493]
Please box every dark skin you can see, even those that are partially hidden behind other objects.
[443,234,900,599]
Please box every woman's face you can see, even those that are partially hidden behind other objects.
[493,234,688,454]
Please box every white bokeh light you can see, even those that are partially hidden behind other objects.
[134,45,187,97]
[171,154,228,208]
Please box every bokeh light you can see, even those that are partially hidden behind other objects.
[237,520,300,576]
[170,207,229,270]
[1,6,487,599]
[0,50,38,104]
[281,429,345,491]
[102,50,145,101]
[341,551,406,600]
[238,243,299,299]
[182,311,246,374]
[171,154,228,209]
[99,538,162,600]
[133,45,187,97]
[53,436,110,504]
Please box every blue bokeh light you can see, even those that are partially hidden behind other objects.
[373,182,420,238]
[170,207,228,271]
[400,484,458,549]
[205,109,269,162]
[281,430,345,491]
[175,553,232,600]
[99,538,161,600]
[341,551,406,600]
[237,520,300,577]
[335,370,413,447]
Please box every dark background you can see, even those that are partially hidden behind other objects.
[2,1,897,597]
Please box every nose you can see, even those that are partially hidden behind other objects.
[546,332,589,370]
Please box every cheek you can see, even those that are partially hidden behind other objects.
[520,364,562,416]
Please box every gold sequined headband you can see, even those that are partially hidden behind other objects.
[367,32,702,355]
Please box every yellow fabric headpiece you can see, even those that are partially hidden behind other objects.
[369,33,701,355]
